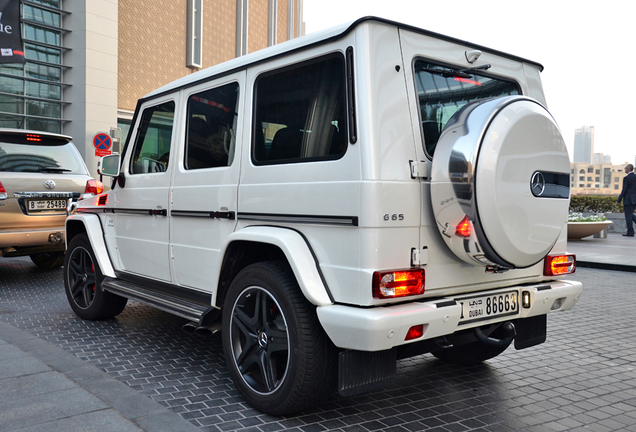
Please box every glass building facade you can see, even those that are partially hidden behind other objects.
[0,0,65,133]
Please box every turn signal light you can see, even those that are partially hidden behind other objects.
[456,215,472,237]
[85,179,104,195]
[372,269,425,299]
[405,324,425,341]
[544,254,576,276]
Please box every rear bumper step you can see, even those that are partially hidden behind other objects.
[102,277,214,324]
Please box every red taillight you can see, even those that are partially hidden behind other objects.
[372,269,425,299]
[0,181,6,199]
[456,215,472,237]
[26,134,41,141]
[85,179,104,195]
[405,324,424,341]
[544,254,576,276]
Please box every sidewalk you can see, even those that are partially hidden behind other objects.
[0,321,199,432]
[568,231,636,272]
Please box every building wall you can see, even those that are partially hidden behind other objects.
[248,0,268,54]
[118,0,296,112]
[570,161,626,196]
[64,0,119,176]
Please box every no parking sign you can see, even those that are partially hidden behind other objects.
[93,132,112,157]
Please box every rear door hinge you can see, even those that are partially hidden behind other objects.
[411,248,420,266]
[410,160,429,179]
[411,247,428,267]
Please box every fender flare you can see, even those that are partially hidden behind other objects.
[222,226,334,306]
[65,214,116,278]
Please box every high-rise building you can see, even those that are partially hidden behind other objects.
[573,126,594,163]
[593,152,611,164]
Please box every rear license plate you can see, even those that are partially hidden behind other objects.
[457,290,519,324]
[28,199,68,212]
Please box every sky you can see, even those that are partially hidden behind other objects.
[303,0,635,164]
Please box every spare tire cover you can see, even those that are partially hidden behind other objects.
[430,96,570,269]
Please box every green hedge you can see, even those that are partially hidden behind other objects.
[569,195,623,213]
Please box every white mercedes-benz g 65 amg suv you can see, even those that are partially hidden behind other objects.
[65,17,582,415]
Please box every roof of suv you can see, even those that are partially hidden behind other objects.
[144,16,544,102]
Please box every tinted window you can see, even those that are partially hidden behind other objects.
[0,139,86,174]
[185,82,239,170]
[414,60,519,157]
[130,101,175,174]
[253,55,347,164]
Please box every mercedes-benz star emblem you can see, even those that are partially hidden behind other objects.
[44,180,56,189]
[531,172,545,197]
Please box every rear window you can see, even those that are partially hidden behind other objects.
[414,60,520,157]
[0,134,87,174]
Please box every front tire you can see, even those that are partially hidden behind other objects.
[30,251,65,269]
[222,261,336,415]
[63,234,127,320]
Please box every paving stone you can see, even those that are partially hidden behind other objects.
[2,258,636,431]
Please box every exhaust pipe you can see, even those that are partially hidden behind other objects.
[182,322,221,336]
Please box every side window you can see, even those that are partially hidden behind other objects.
[185,82,239,170]
[130,101,175,174]
[413,60,519,157]
[253,54,347,164]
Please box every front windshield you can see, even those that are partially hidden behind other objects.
[0,141,87,173]
[414,60,520,157]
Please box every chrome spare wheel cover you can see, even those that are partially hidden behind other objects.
[430,96,570,270]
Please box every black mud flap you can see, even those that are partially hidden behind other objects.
[514,314,547,350]
[338,348,396,397]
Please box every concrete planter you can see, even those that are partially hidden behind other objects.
[567,221,613,240]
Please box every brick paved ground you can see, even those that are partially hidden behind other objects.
[1,257,635,432]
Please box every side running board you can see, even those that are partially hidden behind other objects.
[102,277,214,324]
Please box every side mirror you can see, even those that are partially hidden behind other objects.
[97,154,120,177]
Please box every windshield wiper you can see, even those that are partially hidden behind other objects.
[38,167,71,173]
[420,67,473,79]
[420,64,492,79]
[460,64,492,74]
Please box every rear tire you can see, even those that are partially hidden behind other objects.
[30,252,65,269]
[63,234,127,320]
[222,261,336,415]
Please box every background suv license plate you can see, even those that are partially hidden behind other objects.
[28,199,67,212]
[457,291,518,324]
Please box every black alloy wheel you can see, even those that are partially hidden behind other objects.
[63,234,127,320]
[66,245,97,309]
[222,261,336,415]
[229,286,290,394]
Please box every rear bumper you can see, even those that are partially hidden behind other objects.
[317,279,583,351]
[0,226,65,250]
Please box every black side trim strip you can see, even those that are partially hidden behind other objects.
[238,213,358,227]
[346,46,357,144]
[171,210,236,220]
[114,271,212,305]
[536,285,551,291]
